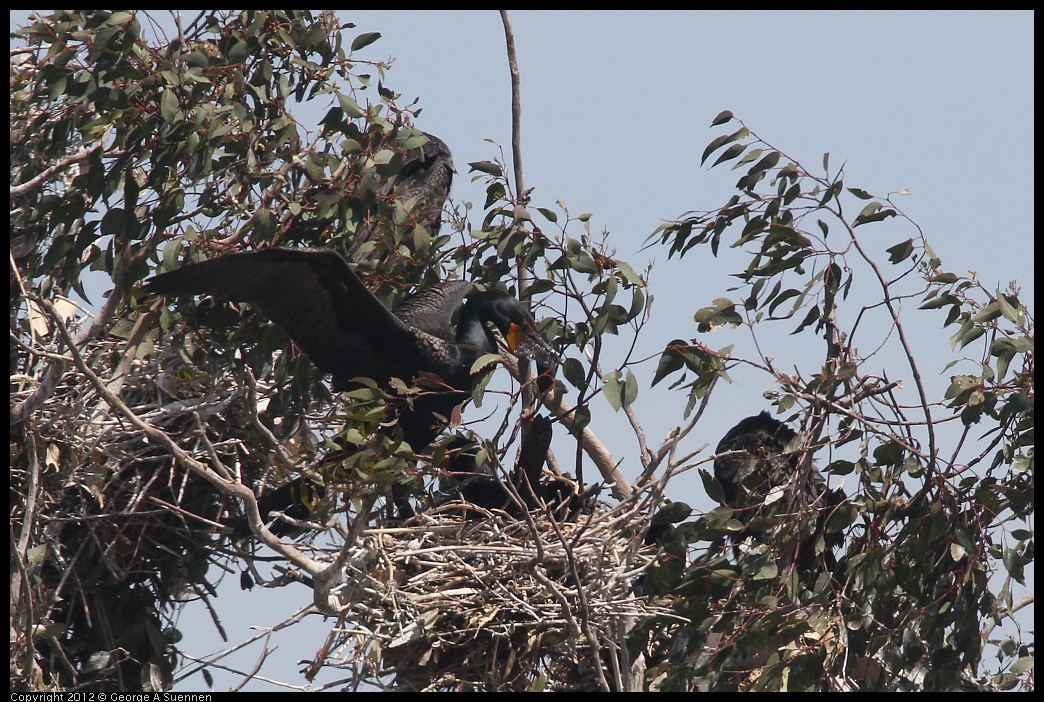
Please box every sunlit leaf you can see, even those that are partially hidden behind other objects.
[336,92,364,118]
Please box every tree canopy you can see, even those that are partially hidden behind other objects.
[10,10,1033,692]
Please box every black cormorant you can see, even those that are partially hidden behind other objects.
[350,131,455,263]
[145,247,557,532]
[713,411,844,572]
[385,131,455,237]
[432,415,587,519]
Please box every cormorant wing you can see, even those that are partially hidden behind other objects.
[392,280,474,342]
[145,248,422,388]
[516,414,553,502]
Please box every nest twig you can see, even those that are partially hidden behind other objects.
[11,326,279,689]
[315,496,670,692]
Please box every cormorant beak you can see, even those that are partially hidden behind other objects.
[506,323,559,377]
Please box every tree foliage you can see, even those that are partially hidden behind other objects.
[638,112,1033,691]
[10,10,1033,692]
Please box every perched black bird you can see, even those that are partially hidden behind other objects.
[431,415,585,519]
[350,131,456,263]
[145,247,557,533]
[713,411,844,573]
[384,131,455,237]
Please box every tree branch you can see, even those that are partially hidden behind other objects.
[30,294,326,576]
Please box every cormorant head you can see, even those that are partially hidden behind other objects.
[458,291,559,377]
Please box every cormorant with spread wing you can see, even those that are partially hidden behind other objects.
[145,247,557,532]
[713,411,845,574]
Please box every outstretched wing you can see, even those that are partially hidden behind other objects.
[145,248,422,388]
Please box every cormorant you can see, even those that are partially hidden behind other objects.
[432,415,587,520]
[350,131,455,263]
[713,411,844,573]
[384,131,455,237]
[145,247,557,533]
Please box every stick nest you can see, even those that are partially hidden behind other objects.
[325,498,665,692]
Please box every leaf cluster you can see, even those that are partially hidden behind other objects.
[633,113,1033,691]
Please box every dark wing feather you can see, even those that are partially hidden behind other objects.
[145,248,421,388]
[392,280,474,341]
[516,414,553,503]
[715,411,801,503]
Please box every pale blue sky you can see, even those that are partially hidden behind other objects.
[11,10,1033,692]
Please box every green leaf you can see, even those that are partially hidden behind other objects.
[701,133,731,166]
[700,469,725,503]
[853,201,898,227]
[920,293,959,310]
[767,288,803,318]
[621,369,638,408]
[710,109,734,126]
[160,88,179,122]
[350,31,381,52]
[971,301,1001,324]
[562,357,588,390]
[468,160,503,177]
[953,324,986,350]
[567,249,600,276]
[701,127,748,165]
[372,148,395,165]
[791,304,820,335]
[712,142,747,168]
[602,369,624,410]
[26,544,47,566]
[694,298,742,332]
[610,260,639,287]
[650,501,693,525]
[826,459,856,476]
[108,10,134,24]
[100,207,128,236]
[886,238,914,264]
[336,92,364,118]
[748,152,781,181]
[629,287,645,318]
[996,293,1021,324]
[535,207,558,223]
[847,187,873,200]
[1011,656,1034,675]
[734,147,764,168]
[651,340,687,386]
